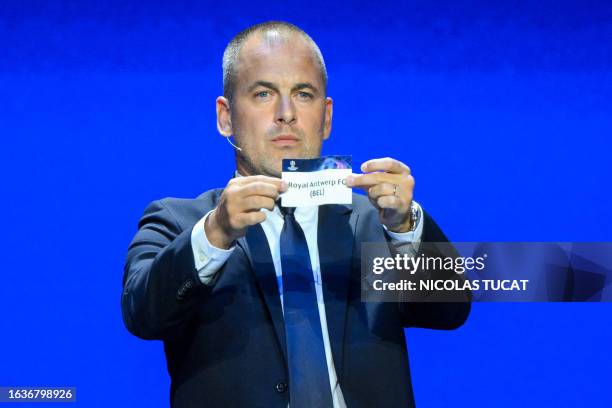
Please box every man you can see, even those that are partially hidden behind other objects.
[122,21,470,407]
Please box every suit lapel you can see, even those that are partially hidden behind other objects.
[207,189,288,359]
[318,203,354,377]
[241,226,287,360]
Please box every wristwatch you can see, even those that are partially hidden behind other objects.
[408,201,421,232]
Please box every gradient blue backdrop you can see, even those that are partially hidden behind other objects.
[1,1,611,406]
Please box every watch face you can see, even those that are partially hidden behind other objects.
[410,204,420,231]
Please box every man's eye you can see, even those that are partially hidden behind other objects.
[297,92,313,100]
[255,91,270,98]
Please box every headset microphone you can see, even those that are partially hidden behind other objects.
[225,136,242,152]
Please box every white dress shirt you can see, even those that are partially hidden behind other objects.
[190,199,424,407]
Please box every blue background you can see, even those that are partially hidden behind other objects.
[1,1,611,406]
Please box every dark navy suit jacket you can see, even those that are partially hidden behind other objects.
[122,189,470,407]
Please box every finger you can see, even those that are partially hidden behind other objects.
[361,157,410,175]
[346,172,397,189]
[240,196,276,212]
[368,182,396,200]
[239,181,283,199]
[232,175,287,192]
[239,211,267,227]
[377,195,402,210]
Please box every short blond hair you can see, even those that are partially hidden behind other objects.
[222,21,327,102]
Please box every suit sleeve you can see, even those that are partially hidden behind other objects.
[121,199,212,340]
[396,210,472,330]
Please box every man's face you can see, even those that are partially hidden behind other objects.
[218,32,332,177]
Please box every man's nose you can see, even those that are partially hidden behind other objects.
[275,95,297,125]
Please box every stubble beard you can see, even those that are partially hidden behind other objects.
[233,124,324,177]
[234,143,321,178]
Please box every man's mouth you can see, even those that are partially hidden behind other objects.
[270,134,300,147]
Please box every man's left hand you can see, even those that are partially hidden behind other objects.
[346,157,415,233]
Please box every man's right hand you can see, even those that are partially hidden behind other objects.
[205,176,287,249]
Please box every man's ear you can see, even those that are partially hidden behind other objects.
[323,96,333,140]
[216,96,233,137]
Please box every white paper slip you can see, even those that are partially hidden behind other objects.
[281,155,352,207]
